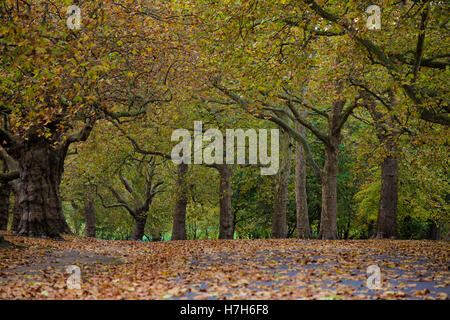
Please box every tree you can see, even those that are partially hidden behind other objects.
[272,113,292,238]
[83,193,96,238]
[0,0,178,238]
[213,74,360,240]
[215,164,234,239]
[0,155,18,229]
[192,0,368,239]
[361,90,401,238]
[294,117,311,238]
[0,150,21,231]
[299,0,449,126]
[172,163,188,240]
[98,157,163,241]
[0,176,12,231]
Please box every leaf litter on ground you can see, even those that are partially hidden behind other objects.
[0,232,448,300]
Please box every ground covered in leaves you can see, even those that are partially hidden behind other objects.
[0,232,448,300]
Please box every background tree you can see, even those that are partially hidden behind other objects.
[96,156,163,241]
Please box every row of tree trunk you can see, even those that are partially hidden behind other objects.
[0,138,400,241]
[169,117,311,240]
[0,118,400,242]
[171,162,234,240]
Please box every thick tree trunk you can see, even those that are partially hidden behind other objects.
[294,120,310,239]
[218,164,233,239]
[16,140,71,238]
[0,183,10,230]
[11,193,22,232]
[319,146,339,240]
[272,127,291,239]
[131,215,147,241]
[171,163,188,240]
[0,154,20,231]
[375,156,398,239]
[83,198,96,238]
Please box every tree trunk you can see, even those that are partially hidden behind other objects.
[1,155,19,231]
[294,120,310,239]
[16,140,71,238]
[427,221,441,240]
[218,164,233,239]
[131,215,147,241]
[152,230,162,241]
[0,183,10,230]
[11,193,22,232]
[364,89,400,239]
[318,95,344,241]
[375,156,398,239]
[272,126,291,239]
[83,198,96,238]
[319,146,339,240]
[171,163,188,240]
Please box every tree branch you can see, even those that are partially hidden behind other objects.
[413,4,429,82]
[279,91,329,119]
[106,186,135,216]
[0,170,19,183]
[337,100,360,133]
[66,116,97,145]
[285,100,330,145]
[108,119,171,160]
[302,0,449,126]
[0,125,15,149]
[264,113,322,179]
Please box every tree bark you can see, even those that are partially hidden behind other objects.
[11,193,22,232]
[368,220,375,239]
[0,183,10,230]
[0,154,20,241]
[319,145,339,240]
[218,164,233,239]
[272,126,291,239]
[1,154,19,231]
[364,90,400,239]
[317,95,344,240]
[16,139,71,238]
[427,221,441,240]
[131,215,147,241]
[83,198,96,238]
[294,119,310,239]
[171,163,188,240]
[375,155,399,238]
